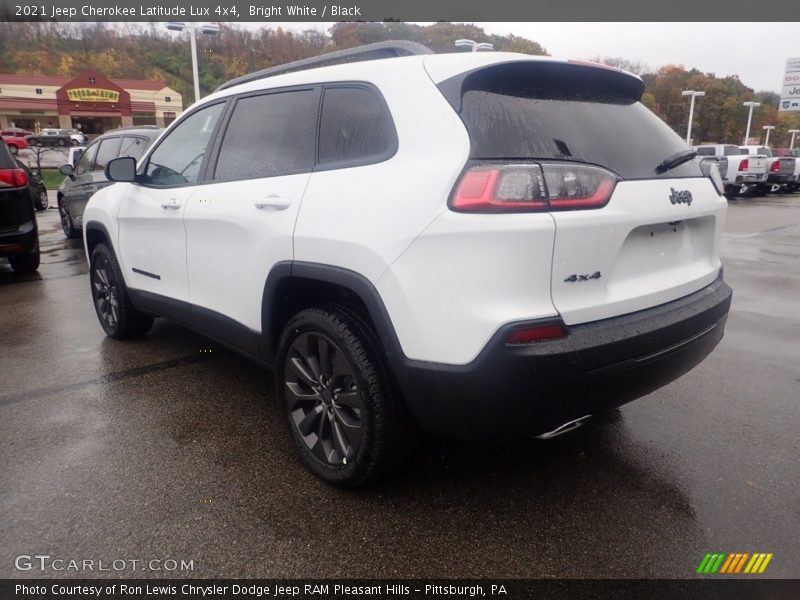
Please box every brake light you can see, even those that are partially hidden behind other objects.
[770,160,780,173]
[0,168,27,188]
[451,163,617,212]
[506,322,566,345]
[738,159,749,172]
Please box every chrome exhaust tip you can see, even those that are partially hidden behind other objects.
[536,414,593,440]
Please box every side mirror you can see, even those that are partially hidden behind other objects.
[105,156,137,183]
[59,164,74,177]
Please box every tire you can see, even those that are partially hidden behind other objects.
[277,305,405,487]
[58,196,80,239]
[9,244,40,274]
[7,144,18,155]
[89,243,154,339]
[71,139,79,146]
[34,190,49,211]
[57,139,66,147]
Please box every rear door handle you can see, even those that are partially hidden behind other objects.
[160,199,181,210]
[254,195,291,211]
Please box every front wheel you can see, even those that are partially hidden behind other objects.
[277,306,405,487]
[7,144,18,155]
[90,243,154,339]
[58,197,80,239]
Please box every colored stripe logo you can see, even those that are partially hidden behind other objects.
[697,552,773,574]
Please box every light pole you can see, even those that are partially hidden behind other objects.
[742,101,761,145]
[762,125,775,146]
[166,22,220,104]
[681,90,705,144]
[788,129,800,150]
[454,39,494,52]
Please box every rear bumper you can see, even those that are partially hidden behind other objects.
[0,221,37,256]
[392,275,732,440]
[766,174,793,184]
[735,173,767,183]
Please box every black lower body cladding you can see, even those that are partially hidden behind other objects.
[392,276,732,440]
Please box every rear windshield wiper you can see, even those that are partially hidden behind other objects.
[655,149,698,175]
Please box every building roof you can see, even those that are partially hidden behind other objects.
[0,73,172,92]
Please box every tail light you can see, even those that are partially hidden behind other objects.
[738,159,749,172]
[770,160,780,173]
[0,168,27,188]
[450,163,618,213]
[506,322,566,345]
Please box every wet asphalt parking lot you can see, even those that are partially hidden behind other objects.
[1,193,799,579]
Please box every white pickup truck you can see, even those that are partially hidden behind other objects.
[740,145,797,194]
[695,144,767,198]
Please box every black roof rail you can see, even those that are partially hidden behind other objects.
[215,40,433,92]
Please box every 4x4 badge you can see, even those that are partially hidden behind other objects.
[669,188,693,206]
[564,271,601,283]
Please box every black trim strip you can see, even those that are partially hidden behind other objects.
[132,267,161,280]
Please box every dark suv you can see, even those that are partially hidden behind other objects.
[57,126,162,238]
[0,142,39,274]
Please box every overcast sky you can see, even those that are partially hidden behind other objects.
[249,22,794,93]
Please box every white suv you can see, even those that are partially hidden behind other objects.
[83,42,733,486]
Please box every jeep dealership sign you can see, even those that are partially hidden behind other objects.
[780,58,800,112]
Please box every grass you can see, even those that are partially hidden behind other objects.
[40,168,65,190]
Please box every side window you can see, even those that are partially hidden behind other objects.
[74,142,99,176]
[144,102,225,186]
[93,137,122,172]
[318,86,397,168]
[119,136,148,162]
[213,89,318,181]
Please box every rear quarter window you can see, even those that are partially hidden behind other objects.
[317,86,397,169]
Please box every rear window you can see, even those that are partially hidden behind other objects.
[0,143,14,169]
[440,62,704,180]
[214,89,318,180]
[695,147,715,156]
[723,146,741,156]
[759,147,772,157]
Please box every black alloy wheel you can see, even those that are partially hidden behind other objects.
[285,332,365,466]
[278,306,405,486]
[91,251,120,332]
[88,243,154,339]
[58,197,79,238]
[35,189,49,211]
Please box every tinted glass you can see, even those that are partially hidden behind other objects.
[74,142,99,176]
[447,62,704,180]
[318,87,396,167]
[723,146,741,156]
[94,137,122,172]
[214,90,317,180]
[119,136,148,162]
[0,143,14,169]
[759,147,772,157]
[144,103,225,186]
[695,147,715,156]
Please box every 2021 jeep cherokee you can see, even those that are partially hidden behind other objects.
[83,42,732,486]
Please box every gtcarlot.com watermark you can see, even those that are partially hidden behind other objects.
[15,554,194,572]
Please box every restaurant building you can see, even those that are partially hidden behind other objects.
[0,69,183,134]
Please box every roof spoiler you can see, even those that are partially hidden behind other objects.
[215,41,433,92]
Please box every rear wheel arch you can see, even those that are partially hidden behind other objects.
[261,262,403,364]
